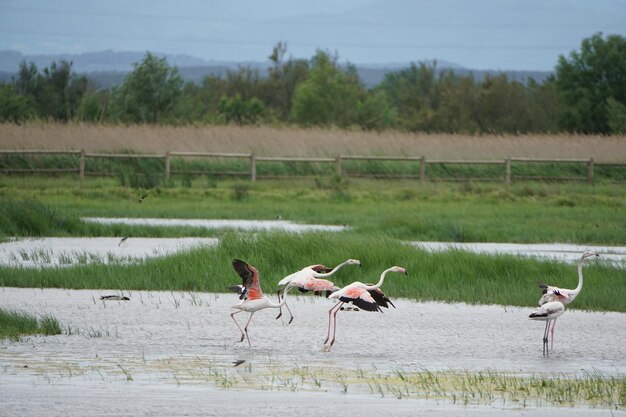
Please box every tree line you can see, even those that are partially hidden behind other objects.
[1,34,625,134]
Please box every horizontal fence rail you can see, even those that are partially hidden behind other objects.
[0,149,621,185]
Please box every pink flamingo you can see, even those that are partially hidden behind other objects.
[536,250,598,348]
[229,259,292,347]
[528,300,565,357]
[275,259,362,324]
[323,265,406,350]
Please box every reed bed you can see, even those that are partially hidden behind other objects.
[0,232,623,312]
[2,123,626,162]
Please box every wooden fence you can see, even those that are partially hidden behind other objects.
[0,149,613,186]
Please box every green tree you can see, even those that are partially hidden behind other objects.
[555,33,626,133]
[11,60,88,121]
[112,52,183,123]
[291,50,364,127]
[266,42,310,120]
[0,84,36,122]
[355,90,398,130]
[379,63,443,131]
[218,94,265,124]
[607,97,626,133]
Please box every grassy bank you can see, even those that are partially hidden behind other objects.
[1,177,625,244]
[0,308,62,340]
[1,232,622,312]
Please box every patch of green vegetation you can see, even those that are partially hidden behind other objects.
[0,232,623,312]
[0,308,62,340]
[0,177,624,244]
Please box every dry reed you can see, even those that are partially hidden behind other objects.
[1,123,625,162]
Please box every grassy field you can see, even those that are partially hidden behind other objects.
[1,176,624,244]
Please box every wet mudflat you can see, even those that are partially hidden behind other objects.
[1,288,624,416]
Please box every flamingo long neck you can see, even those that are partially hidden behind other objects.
[573,254,586,296]
[364,268,392,291]
[313,260,349,278]
[267,285,291,308]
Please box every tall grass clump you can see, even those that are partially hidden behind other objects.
[0,197,83,237]
[0,232,623,312]
[0,308,62,340]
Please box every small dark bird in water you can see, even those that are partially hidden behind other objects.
[100,295,130,301]
[232,359,246,367]
[138,193,148,203]
[118,236,129,246]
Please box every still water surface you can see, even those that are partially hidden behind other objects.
[1,288,624,416]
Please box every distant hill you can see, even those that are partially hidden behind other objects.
[0,50,553,89]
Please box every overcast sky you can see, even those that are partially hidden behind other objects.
[1,0,625,70]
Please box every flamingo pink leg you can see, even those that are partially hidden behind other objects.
[230,311,246,343]
[542,321,550,357]
[242,312,255,347]
[275,292,294,324]
[329,302,344,348]
[324,302,344,345]
[550,318,557,350]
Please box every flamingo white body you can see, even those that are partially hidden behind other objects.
[323,265,406,351]
[275,259,361,324]
[536,250,598,348]
[528,301,565,357]
[229,259,291,346]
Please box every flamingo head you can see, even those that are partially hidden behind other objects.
[347,259,362,267]
[389,266,407,275]
[582,251,600,259]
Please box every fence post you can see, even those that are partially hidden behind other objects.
[165,151,171,181]
[79,149,85,183]
[250,153,256,182]
[587,157,594,185]
[335,155,342,177]
[505,157,511,189]
[419,156,426,183]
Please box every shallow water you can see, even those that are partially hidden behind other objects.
[1,288,624,416]
[0,237,218,268]
[413,241,626,266]
[83,217,348,232]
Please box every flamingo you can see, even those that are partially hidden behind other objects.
[229,259,292,347]
[528,301,565,357]
[536,250,599,348]
[323,265,407,351]
[274,259,362,324]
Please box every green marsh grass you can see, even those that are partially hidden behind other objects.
[0,308,62,340]
[0,177,625,244]
[0,232,623,312]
